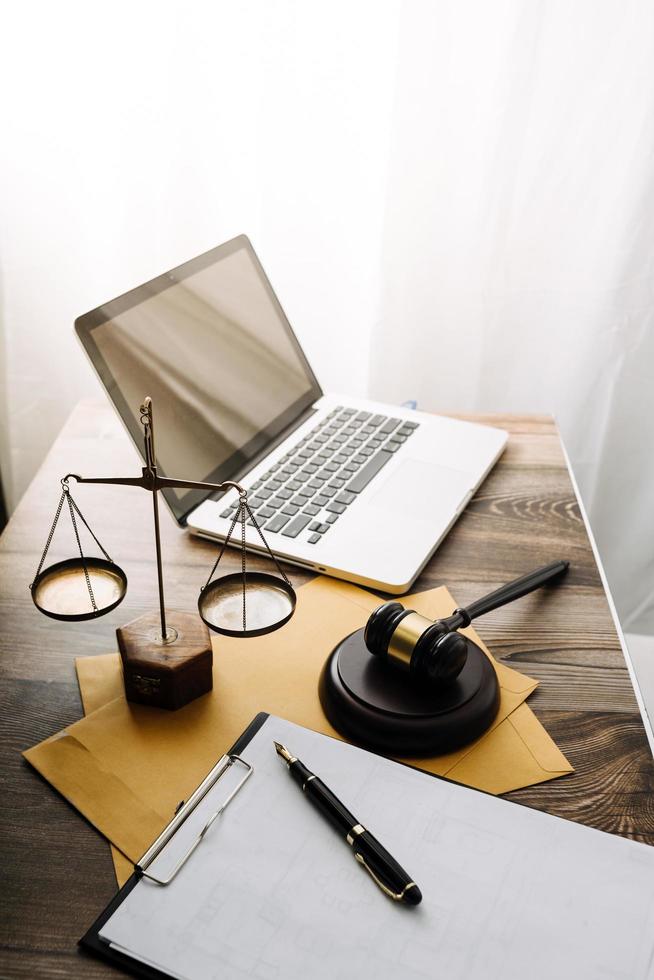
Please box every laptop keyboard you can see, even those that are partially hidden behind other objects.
[220,407,420,546]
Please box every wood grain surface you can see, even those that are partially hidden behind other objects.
[2,401,653,977]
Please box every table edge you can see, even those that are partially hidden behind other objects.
[558,428,654,755]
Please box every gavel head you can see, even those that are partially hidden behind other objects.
[364,602,468,685]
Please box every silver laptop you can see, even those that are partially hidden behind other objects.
[75,235,507,594]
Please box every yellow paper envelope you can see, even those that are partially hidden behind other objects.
[26,577,572,887]
[76,645,569,802]
[445,700,574,794]
[76,658,154,887]
[76,650,567,799]
[110,848,134,890]
[79,659,571,885]
[78,653,125,714]
[75,645,571,887]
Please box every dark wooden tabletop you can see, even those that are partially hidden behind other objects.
[2,401,653,978]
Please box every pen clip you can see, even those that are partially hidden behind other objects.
[354,851,416,902]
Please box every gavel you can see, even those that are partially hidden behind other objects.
[364,560,569,686]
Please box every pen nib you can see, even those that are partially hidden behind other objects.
[273,741,294,764]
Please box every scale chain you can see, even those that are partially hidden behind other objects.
[31,476,116,613]
[67,494,98,613]
[243,501,292,587]
[241,500,247,632]
[67,494,113,563]
[202,503,244,591]
[202,500,292,592]
[30,489,67,588]
[201,494,291,632]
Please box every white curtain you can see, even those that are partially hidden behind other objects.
[369,0,654,633]
[1,0,653,632]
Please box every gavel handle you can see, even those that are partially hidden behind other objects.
[448,560,569,628]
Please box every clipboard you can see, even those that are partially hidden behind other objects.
[79,712,269,978]
[79,712,654,980]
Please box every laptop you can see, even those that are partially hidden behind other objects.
[75,235,507,594]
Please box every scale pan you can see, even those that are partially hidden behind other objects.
[31,557,127,622]
[198,572,296,637]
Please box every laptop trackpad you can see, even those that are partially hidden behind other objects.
[370,459,473,518]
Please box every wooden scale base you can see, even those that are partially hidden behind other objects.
[319,628,500,756]
[117,610,213,711]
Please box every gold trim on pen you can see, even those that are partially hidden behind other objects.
[346,824,365,845]
[355,853,416,901]
[273,741,297,766]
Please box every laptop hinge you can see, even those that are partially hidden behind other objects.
[178,404,320,525]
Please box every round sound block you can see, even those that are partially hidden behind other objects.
[319,628,500,756]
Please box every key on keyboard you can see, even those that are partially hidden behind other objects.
[282,515,312,538]
[346,451,393,493]
[265,513,290,533]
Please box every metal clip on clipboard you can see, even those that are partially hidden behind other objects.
[136,754,253,885]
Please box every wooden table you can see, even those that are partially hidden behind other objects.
[2,401,653,977]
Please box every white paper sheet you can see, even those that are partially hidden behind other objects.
[100,716,654,979]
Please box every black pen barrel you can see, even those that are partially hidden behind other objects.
[279,747,421,906]
[288,760,357,835]
[302,773,358,836]
[290,762,419,901]
[356,831,421,904]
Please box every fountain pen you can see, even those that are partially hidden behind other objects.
[274,741,422,905]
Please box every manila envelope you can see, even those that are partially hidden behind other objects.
[25,577,572,886]
[76,656,573,887]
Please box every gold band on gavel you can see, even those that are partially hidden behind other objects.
[388,612,433,668]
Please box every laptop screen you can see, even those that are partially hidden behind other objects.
[75,236,321,522]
